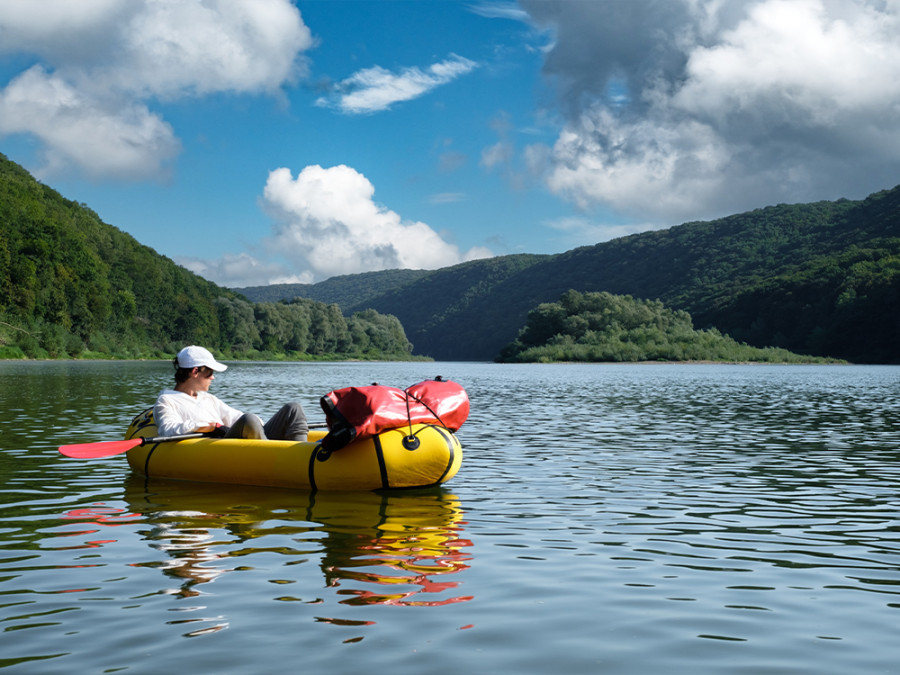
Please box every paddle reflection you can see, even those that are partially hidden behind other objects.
[120,478,473,608]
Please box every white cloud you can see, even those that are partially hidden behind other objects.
[316,54,478,114]
[260,164,491,281]
[0,0,312,178]
[516,0,900,222]
[541,106,732,217]
[675,0,900,126]
[481,141,514,169]
[429,192,466,204]
[184,165,493,287]
[0,66,180,179]
[546,215,665,248]
[177,253,311,289]
[0,0,131,60]
[468,2,532,22]
[116,0,311,98]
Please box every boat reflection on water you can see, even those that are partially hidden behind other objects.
[314,489,473,608]
[119,478,473,610]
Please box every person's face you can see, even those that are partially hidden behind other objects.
[193,366,215,390]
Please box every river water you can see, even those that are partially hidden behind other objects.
[1,361,898,674]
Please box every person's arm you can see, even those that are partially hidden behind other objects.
[208,395,244,427]
[154,392,221,436]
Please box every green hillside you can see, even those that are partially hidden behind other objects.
[247,187,900,363]
[0,153,413,360]
[234,268,432,308]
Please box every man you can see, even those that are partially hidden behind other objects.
[154,345,308,441]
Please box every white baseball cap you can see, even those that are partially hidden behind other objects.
[175,345,228,372]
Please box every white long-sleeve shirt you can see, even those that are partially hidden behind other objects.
[154,389,245,436]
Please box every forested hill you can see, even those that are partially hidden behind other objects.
[241,186,900,363]
[234,268,432,308]
[0,153,413,360]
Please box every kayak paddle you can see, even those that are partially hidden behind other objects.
[59,423,330,459]
[59,433,206,459]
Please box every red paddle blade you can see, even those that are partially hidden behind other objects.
[59,437,143,459]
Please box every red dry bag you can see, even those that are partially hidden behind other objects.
[319,378,469,454]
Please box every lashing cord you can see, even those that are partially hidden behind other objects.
[401,377,451,450]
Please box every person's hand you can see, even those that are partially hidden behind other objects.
[209,423,230,438]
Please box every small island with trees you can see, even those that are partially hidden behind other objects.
[497,290,841,364]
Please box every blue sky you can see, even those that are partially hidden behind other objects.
[2,0,899,287]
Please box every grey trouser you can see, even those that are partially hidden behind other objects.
[226,402,308,442]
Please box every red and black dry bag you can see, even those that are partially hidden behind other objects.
[319,378,470,455]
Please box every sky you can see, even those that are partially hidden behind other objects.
[1,0,899,288]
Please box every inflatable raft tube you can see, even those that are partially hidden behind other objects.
[124,408,463,491]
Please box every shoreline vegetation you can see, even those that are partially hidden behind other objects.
[1,290,845,366]
[496,291,845,365]
[0,344,432,363]
[0,296,420,363]
[0,336,425,364]
[0,289,845,366]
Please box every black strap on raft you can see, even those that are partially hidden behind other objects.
[401,389,420,450]
[316,398,354,462]
[400,376,453,450]
[127,407,160,477]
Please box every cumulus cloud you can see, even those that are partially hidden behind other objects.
[0,0,312,178]
[516,0,900,222]
[181,165,493,287]
[177,253,310,289]
[259,164,492,282]
[0,0,131,60]
[113,0,310,98]
[0,66,180,179]
[316,54,478,114]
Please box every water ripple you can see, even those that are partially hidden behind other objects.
[2,362,900,673]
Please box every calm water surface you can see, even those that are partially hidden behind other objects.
[1,361,899,674]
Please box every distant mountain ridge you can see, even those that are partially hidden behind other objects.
[234,268,432,308]
[236,187,900,363]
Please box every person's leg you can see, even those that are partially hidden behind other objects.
[264,402,308,441]
[225,413,266,440]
